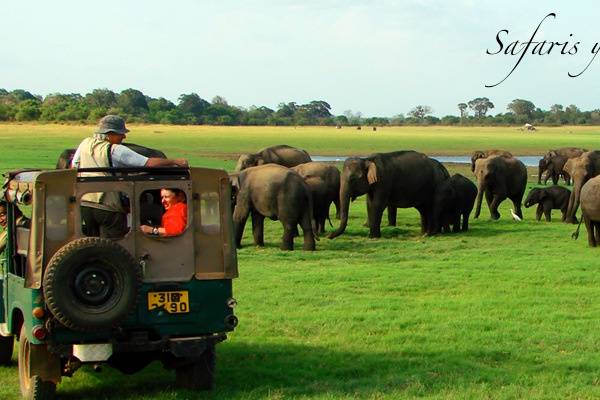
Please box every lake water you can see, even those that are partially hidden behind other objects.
[311,155,542,167]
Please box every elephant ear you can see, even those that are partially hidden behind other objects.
[366,161,378,185]
[549,150,558,158]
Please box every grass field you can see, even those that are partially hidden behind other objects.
[1,124,600,399]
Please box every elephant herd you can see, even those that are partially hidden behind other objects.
[232,145,479,251]
[231,144,600,250]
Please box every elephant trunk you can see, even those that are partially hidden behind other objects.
[328,183,351,239]
[538,164,543,185]
[566,180,582,223]
[474,181,485,219]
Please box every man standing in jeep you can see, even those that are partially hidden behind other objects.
[72,114,189,237]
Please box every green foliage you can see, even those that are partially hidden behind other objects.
[2,88,600,127]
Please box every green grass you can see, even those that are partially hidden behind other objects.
[1,124,600,399]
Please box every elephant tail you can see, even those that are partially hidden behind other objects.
[571,215,583,240]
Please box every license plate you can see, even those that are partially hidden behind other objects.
[147,291,189,314]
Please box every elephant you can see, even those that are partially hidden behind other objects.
[470,149,513,172]
[234,144,312,171]
[432,174,477,233]
[291,162,340,234]
[538,147,585,185]
[329,151,450,239]
[56,143,167,168]
[537,155,570,185]
[578,175,600,246]
[524,186,571,222]
[473,156,527,220]
[232,164,315,251]
[564,151,600,223]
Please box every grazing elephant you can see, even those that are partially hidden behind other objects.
[432,174,477,233]
[56,143,167,168]
[578,175,600,246]
[524,186,571,222]
[291,162,340,234]
[232,164,315,251]
[235,145,312,171]
[564,151,600,223]
[474,156,527,220]
[329,151,450,239]
[538,155,570,185]
[470,149,513,172]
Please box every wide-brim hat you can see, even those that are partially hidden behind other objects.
[95,115,130,135]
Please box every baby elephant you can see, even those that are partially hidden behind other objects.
[433,174,477,233]
[524,186,572,222]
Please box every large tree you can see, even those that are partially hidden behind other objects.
[468,97,494,118]
[408,105,432,120]
[507,99,536,119]
[458,103,468,118]
[118,88,148,116]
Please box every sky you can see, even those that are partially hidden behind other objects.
[3,0,600,117]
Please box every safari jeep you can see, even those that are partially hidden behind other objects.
[0,166,238,399]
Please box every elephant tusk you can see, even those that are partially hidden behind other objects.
[510,209,522,221]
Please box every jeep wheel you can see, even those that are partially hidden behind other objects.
[175,343,216,390]
[43,237,142,332]
[0,334,14,365]
[18,326,56,400]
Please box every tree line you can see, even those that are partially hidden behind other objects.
[0,88,598,126]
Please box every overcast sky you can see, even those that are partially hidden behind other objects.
[3,1,600,117]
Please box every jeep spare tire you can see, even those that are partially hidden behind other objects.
[43,237,142,332]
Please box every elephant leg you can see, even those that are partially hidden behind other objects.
[251,211,265,247]
[233,211,249,249]
[552,173,559,185]
[387,206,397,226]
[462,212,470,231]
[451,213,461,233]
[300,211,316,251]
[543,171,550,185]
[543,201,552,222]
[367,195,385,238]
[560,207,567,222]
[511,196,524,219]
[489,195,502,220]
[281,223,295,251]
[535,204,543,221]
[584,215,596,247]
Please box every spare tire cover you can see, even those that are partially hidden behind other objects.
[43,237,142,331]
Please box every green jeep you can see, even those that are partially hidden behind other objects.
[0,166,238,399]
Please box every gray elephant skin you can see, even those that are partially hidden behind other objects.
[235,144,312,171]
[537,156,570,185]
[564,151,600,223]
[55,143,167,168]
[232,164,316,251]
[538,147,585,185]
[579,175,600,246]
[470,149,513,173]
[432,174,477,233]
[291,162,340,234]
[329,150,450,239]
[524,186,571,222]
[474,156,527,220]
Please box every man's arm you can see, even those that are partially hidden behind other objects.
[145,158,188,168]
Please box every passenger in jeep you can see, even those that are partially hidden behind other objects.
[72,115,188,238]
[140,188,187,237]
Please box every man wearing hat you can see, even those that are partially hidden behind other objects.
[72,115,188,237]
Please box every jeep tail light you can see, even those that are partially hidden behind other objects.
[32,307,45,319]
[32,326,47,341]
